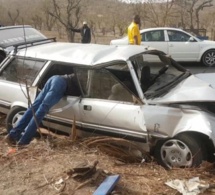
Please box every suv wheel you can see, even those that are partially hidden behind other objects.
[6,107,26,132]
[202,50,215,66]
[154,134,203,169]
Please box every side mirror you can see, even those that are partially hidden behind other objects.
[189,37,196,42]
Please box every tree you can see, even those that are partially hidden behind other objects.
[41,0,57,31]
[143,0,175,27]
[48,0,83,42]
[195,0,213,29]
[31,15,43,30]
[8,9,20,25]
[105,2,130,36]
[0,4,7,26]
[175,0,213,30]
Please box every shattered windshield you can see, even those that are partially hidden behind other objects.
[132,53,190,99]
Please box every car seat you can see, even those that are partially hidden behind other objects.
[146,33,152,41]
[108,82,133,102]
[141,66,153,92]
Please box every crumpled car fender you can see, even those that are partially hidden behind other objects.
[144,105,215,144]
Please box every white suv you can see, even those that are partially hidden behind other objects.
[0,41,215,169]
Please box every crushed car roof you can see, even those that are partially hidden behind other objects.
[16,42,156,66]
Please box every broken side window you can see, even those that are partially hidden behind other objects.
[75,64,137,103]
[0,57,45,85]
[37,63,75,90]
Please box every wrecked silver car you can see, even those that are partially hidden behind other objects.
[0,42,215,169]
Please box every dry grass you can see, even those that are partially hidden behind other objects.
[0,112,215,195]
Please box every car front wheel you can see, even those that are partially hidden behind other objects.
[202,50,215,66]
[6,107,26,132]
[154,134,204,169]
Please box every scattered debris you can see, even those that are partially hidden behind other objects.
[165,177,215,195]
[82,136,151,163]
[93,175,120,195]
[52,178,66,192]
[64,160,120,194]
[74,170,101,192]
[39,128,68,140]
[39,127,152,164]
[67,160,99,181]
[6,147,17,155]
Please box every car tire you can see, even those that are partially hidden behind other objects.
[6,107,26,133]
[202,50,215,67]
[154,134,203,169]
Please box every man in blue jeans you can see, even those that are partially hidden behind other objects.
[5,74,81,146]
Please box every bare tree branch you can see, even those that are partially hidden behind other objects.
[48,0,83,42]
[8,9,20,25]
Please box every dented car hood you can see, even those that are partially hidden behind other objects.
[149,73,215,103]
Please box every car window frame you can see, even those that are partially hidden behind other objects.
[0,56,46,85]
[74,63,143,104]
[142,30,165,42]
[0,26,47,48]
[166,30,192,42]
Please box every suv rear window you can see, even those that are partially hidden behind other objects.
[0,58,45,84]
[0,27,46,48]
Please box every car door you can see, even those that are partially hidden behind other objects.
[166,29,200,61]
[75,65,147,139]
[141,30,168,54]
[33,63,82,133]
[44,96,82,131]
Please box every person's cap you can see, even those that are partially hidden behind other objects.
[83,21,87,25]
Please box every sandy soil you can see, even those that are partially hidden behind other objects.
[1,113,215,195]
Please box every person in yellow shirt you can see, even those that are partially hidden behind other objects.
[128,15,141,45]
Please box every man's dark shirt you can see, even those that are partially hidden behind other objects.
[71,25,91,43]
[62,74,82,96]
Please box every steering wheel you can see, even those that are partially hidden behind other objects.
[151,65,169,83]
[158,65,169,75]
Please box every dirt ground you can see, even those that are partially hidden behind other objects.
[1,113,215,195]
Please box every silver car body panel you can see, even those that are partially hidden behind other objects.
[16,43,155,66]
[148,73,215,104]
[44,96,215,147]
[45,96,147,137]
[144,104,214,138]
[0,81,28,112]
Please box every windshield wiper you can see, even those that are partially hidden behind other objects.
[145,72,190,99]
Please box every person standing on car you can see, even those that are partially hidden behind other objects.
[5,74,81,146]
[70,21,91,44]
[127,15,141,45]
